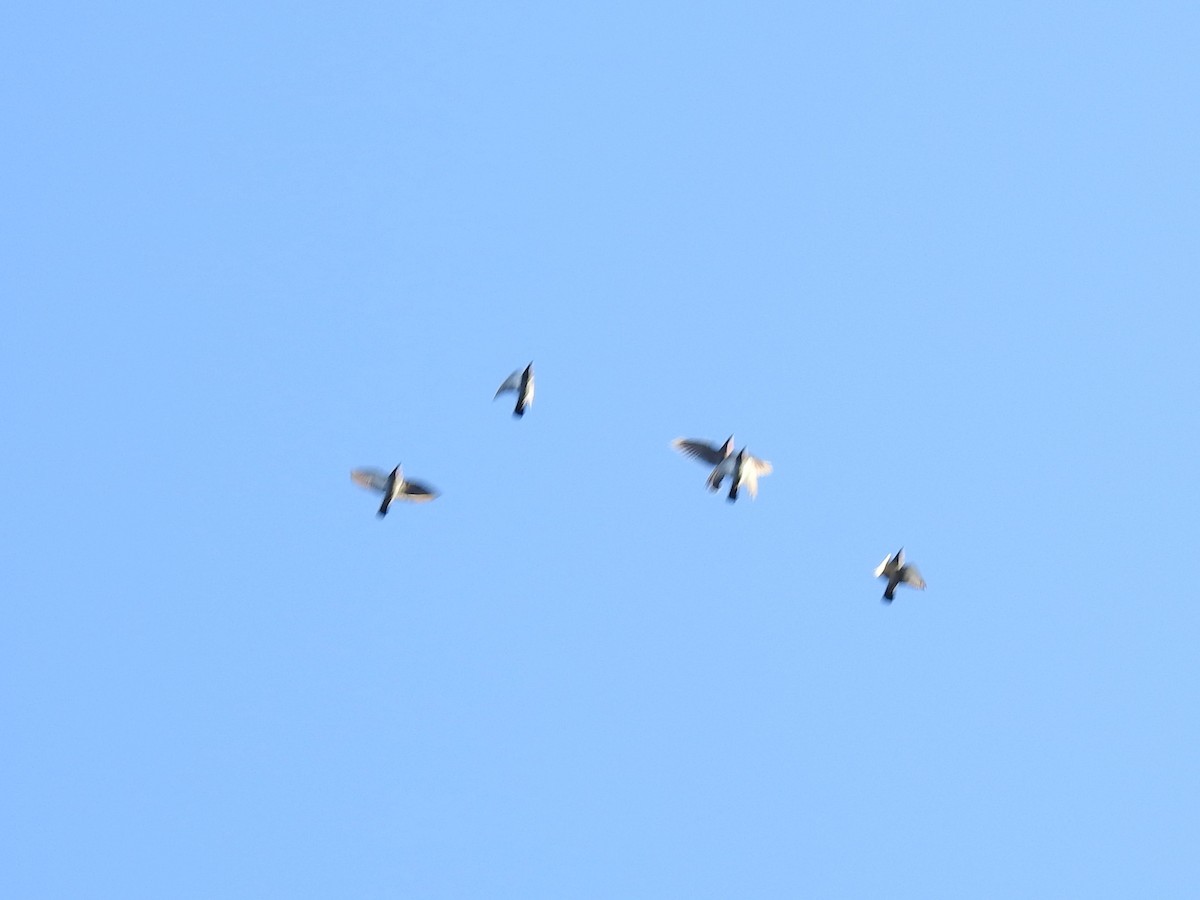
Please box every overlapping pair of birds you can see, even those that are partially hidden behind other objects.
[352,362,927,603]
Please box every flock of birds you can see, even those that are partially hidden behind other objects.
[351,362,928,604]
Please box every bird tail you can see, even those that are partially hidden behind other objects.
[727,484,738,502]
[512,406,525,418]
[377,499,389,517]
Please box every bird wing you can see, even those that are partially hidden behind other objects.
[874,555,893,579]
[741,466,760,498]
[706,455,734,491]
[736,454,771,498]
[351,469,390,493]
[747,456,773,477]
[901,565,926,590]
[399,480,439,502]
[495,369,522,398]
[672,438,725,465]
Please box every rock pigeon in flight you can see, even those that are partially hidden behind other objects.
[351,465,439,517]
[875,548,926,602]
[495,363,535,418]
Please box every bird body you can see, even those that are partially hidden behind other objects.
[875,548,926,602]
[495,363,535,417]
[351,465,439,516]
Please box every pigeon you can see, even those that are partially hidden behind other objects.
[351,465,439,517]
[874,548,926,602]
[706,447,773,502]
[671,434,735,466]
[495,363,534,417]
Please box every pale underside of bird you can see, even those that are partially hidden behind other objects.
[495,363,535,417]
[670,434,735,466]
[874,548,926,602]
[706,448,773,501]
[351,465,439,517]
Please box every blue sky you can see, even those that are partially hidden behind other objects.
[3,2,1198,896]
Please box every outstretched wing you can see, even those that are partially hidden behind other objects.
[739,455,772,499]
[672,438,725,465]
[901,565,926,590]
[495,369,522,398]
[351,469,390,493]
[747,456,773,477]
[400,480,439,502]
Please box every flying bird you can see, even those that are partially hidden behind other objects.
[495,363,535,417]
[671,434,735,466]
[351,465,439,517]
[875,548,926,602]
[706,447,773,502]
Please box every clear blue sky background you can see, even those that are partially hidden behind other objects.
[3,2,1197,897]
